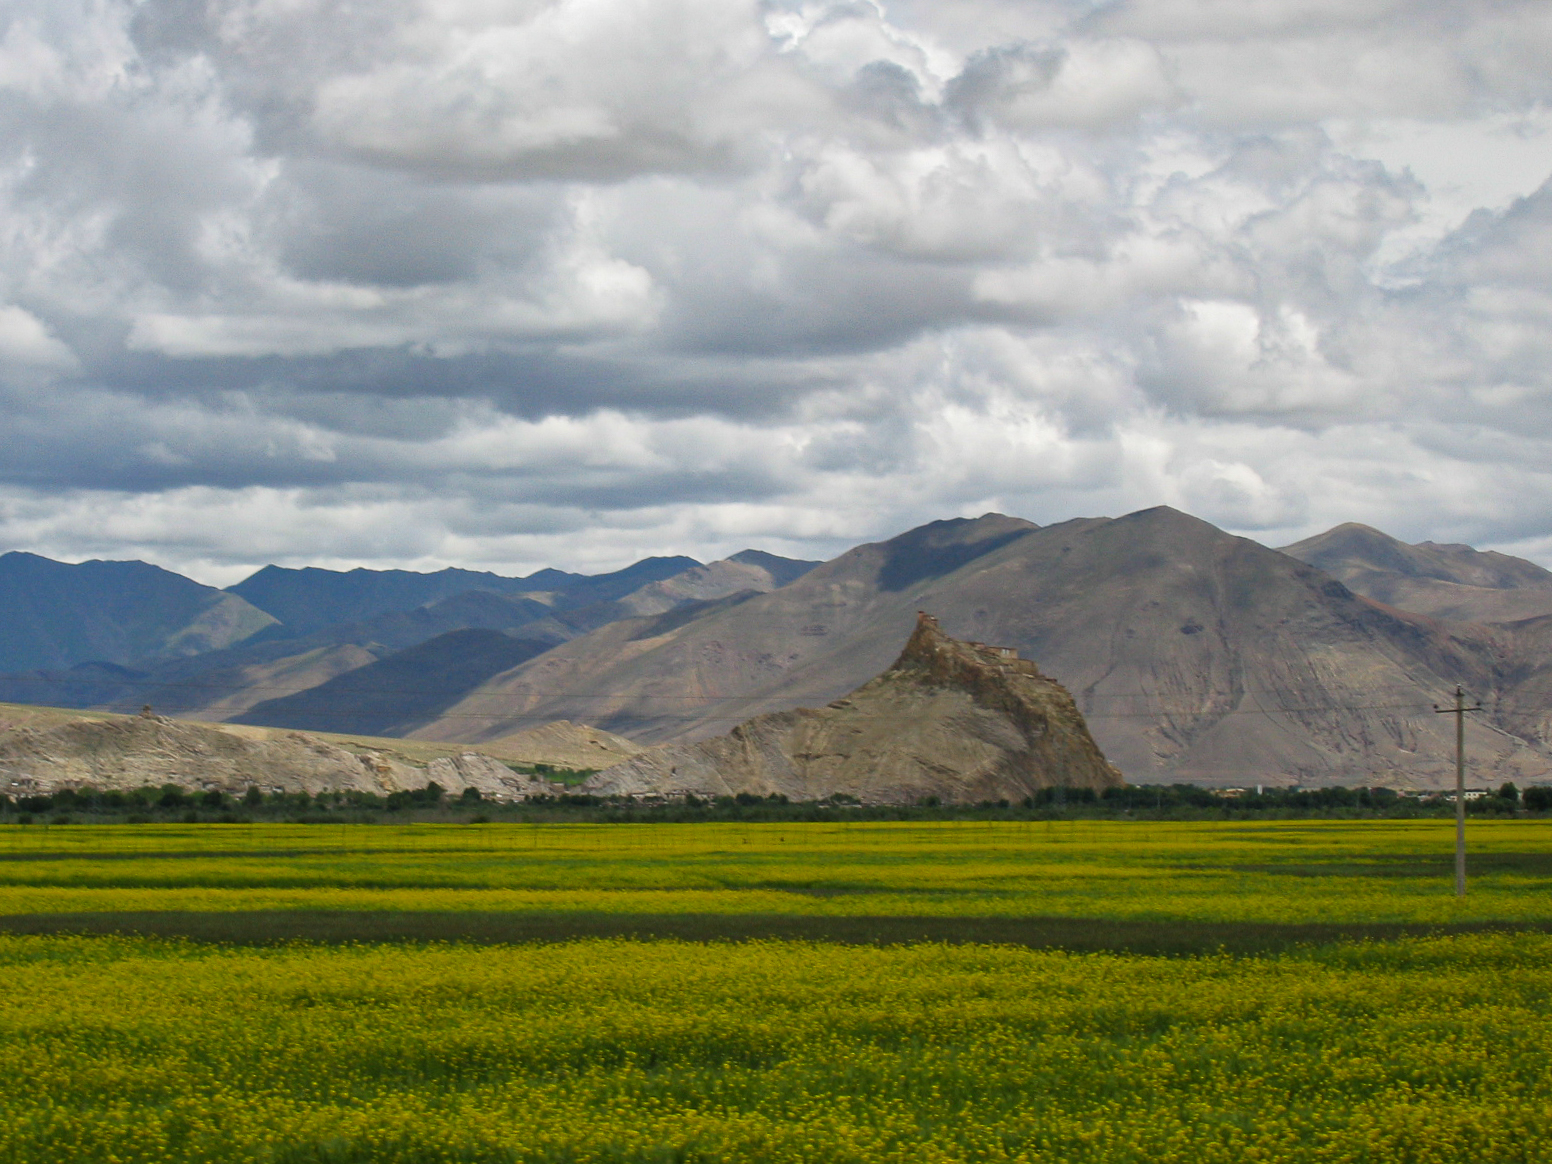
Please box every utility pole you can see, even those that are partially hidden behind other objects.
[1434,685,1482,897]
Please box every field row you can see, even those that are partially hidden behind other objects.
[0,820,1546,926]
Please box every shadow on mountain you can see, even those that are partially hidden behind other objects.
[234,629,558,737]
[876,516,1036,592]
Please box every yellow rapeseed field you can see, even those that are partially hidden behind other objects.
[3,932,1551,1163]
[1,819,1549,1161]
[0,818,1548,924]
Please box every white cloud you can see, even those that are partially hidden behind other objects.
[305,0,784,177]
[1,0,1551,577]
[0,305,79,375]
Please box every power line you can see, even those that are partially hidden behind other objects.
[11,699,1487,724]
[0,666,1541,738]
[0,668,1498,707]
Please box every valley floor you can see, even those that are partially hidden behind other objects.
[4,820,1551,1162]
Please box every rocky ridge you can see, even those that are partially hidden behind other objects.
[0,707,563,801]
[583,613,1121,803]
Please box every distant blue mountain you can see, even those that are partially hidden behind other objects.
[0,552,277,672]
[0,548,818,726]
[227,557,701,634]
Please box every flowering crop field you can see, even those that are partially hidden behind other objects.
[3,820,1551,1162]
[0,818,1549,926]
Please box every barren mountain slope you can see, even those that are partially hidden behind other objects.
[895,509,1546,787]
[521,552,824,637]
[1477,613,1552,749]
[228,563,556,633]
[1280,523,1552,623]
[0,590,561,720]
[409,513,1039,746]
[585,613,1120,803]
[418,508,1550,787]
[234,629,564,737]
[157,643,384,721]
[604,553,821,620]
[160,552,823,730]
[4,640,406,723]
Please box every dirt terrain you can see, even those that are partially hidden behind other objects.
[0,703,574,799]
[476,720,643,770]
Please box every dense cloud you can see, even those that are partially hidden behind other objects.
[2,0,1551,582]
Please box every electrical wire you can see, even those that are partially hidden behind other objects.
[0,668,1499,707]
[0,661,1539,727]
[1,699,1495,724]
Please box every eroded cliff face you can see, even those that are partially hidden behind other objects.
[583,613,1121,803]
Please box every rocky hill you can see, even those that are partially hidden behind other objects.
[585,613,1120,803]
[0,704,559,800]
[477,720,644,770]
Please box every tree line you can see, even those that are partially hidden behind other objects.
[0,780,1546,824]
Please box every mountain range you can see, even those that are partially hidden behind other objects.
[402,509,1552,787]
[1,512,1550,789]
[0,548,823,727]
[0,552,277,673]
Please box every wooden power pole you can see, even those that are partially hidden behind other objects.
[1434,685,1482,897]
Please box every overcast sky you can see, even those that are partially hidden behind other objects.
[3,0,1551,585]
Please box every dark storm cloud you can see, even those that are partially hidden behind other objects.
[270,163,562,288]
